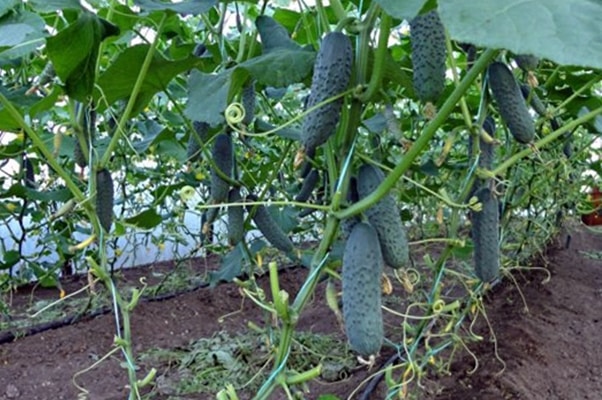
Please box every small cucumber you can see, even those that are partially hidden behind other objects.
[342,222,384,357]
[96,169,114,232]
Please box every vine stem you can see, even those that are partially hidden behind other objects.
[335,48,499,220]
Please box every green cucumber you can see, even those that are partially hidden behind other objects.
[242,80,256,125]
[246,195,294,254]
[187,121,210,163]
[301,32,353,153]
[519,83,547,117]
[342,222,384,357]
[227,188,244,246]
[488,61,535,144]
[410,11,447,103]
[294,168,319,202]
[471,187,500,282]
[96,169,114,232]
[210,133,233,203]
[357,164,409,269]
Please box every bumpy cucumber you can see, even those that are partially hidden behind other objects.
[470,186,500,282]
[23,157,35,188]
[488,62,535,144]
[301,32,353,153]
[96,169,114,232]
[242,80,256,125]
[294,168,319,202]
[227,188,244,246]
[246,194,294,253]
[357,164,409,269]
[519,83,547,117]
[187,121,210,163]
[410,11,447,103]
[210,133,233,203]
[342,222,384,357]
[513,54,539,71]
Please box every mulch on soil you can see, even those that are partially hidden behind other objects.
[0,223,600,400]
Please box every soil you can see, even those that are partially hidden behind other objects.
[0,222,600,400]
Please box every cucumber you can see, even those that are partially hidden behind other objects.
[74,104,96,168]
[294,168,319,202]
[410,11,447,103]
[470,186,500,282]
[23,157,35,188]
[242,80,256,125]
[246,194,294,253]
[357,164,409,269]
[96,169,114,232]
[227,188,244,246]
[301,32,353,153]
[513,54,539,71]
[519,83,547,117]
[210,133,233,203]
[187,121,210,163]
[342,222,384,357]
[487,61,535,144]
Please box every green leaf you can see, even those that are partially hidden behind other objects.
[185,68,247,126]
[28,0,81,12]
[375,0,428,20]
[134,0,217,15]
[439,0,602,69]
[124,208,162,229]
[46,12,119,101]
[256,15,302,53]
[96,44,202,115]
[240,48,315,88]
[0,10,46,63]
[209,243,245,286]
[0,0,19,18]
[0,250,20,270]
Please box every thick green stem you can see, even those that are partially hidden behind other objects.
[335,48,498,220]
[358,11,390,102]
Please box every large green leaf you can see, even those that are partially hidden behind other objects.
[124,208,162,229]
[240,48,315,88]
[46,12,119,101]
[0,0,19,18]
[134,0,217,15]
[0,10,46,63]
[28,0,81,12]
[375,0,428,20]
[439,0,602,69]
[185,68,247,126]
[96,44,202,115]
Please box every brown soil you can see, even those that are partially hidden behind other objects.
[0,223,600,400]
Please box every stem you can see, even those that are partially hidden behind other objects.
[358,11,390,102]
[336,48,498,220]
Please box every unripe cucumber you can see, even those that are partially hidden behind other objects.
[470,187,500,282]
[357,164,409,269]
[301,32,353,153]
[242,80,256,125]
[74,105,96,168]
[210,133,233,203]
[246,195,294,253]
[342,222,384,357]
[519,83,547,117]
[96,169,114,232]
[294,168,319,202]
[227,188,244,246]
[23,157,35,188]
[513,54,539,71]
[487,62,535,144]
[187,121,210,163]
[410,11,447,103]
